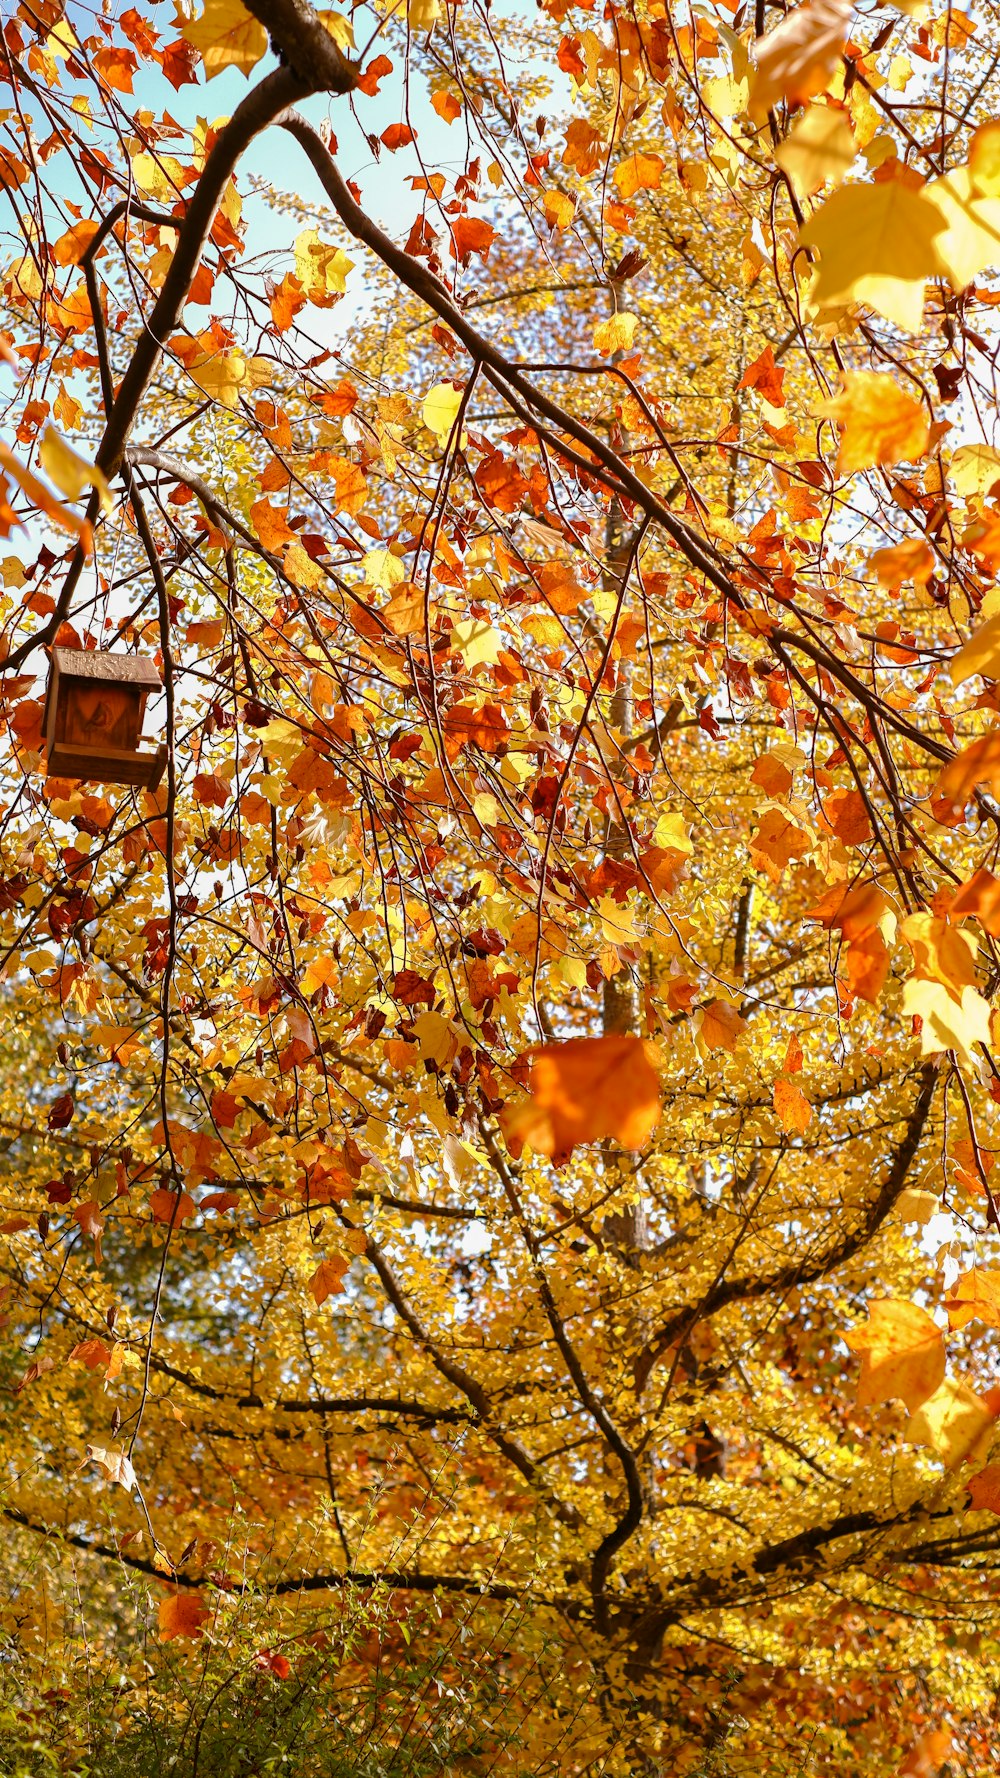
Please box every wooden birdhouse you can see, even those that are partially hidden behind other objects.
[43,648,166,789]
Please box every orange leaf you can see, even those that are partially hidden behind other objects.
[149,1188,197,1228]
[309,1254,350,1305]
[773,1077,812,1134]
[738,345,785,406]
[823,787,873,847]
[73,1199,105,1264]
[868,537,934,590]
[270,272,306,333]
[613,151,664,198]
[68,1338,113,1369]
[381,123,414,151]
[966,1463,1000,1513]
[943,1268,1000,1330]
[698,999,748,1053]
[749,0,852,118]
[843,1299,945,1413]
[430,89,461,123]
[503,1035,661,1159]
[52,220,101,267]
[158,1592,210,1641]
[935,731,1000,813]
[950,866,1000,935]
[450,216,495,264]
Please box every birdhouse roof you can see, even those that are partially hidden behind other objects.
[43,648,162,734]
[49,648,162,688]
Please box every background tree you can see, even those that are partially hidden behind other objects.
[3,0,1000,1771]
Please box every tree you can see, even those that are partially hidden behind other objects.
[2,0,1000,1769]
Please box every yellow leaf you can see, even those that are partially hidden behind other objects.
[819,372,929,474]
[900,975,992,1070]
[316,8,355,51]
[38,425,112,514]
[950,442,1000,497]
[293,228,353,301]
[896,1188,941,1226]
[905,1377,997,1469]
[362,547,405,591]
[900,912,979,995]
[923,167,1000,290]
[774,104,855,199]
[593,312,639,356]
[843,1299,945,1413]
[970,119,1000,197]
[410,1009,459,1068]
[950,611,1000,686]
[450,617,502,668]
[407,0,441,28]
[543,189,576,229]
[422,381,465,443]
[182,0,267,76]
[799,179,946,332]
[181,346,271,409]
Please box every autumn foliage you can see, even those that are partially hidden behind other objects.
[3,0,1000,1771]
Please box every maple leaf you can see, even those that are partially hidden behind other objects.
[905,1377,998,1469]
[613,152,664,198]
[799,180,946,332]
[294,228,354,301]
[450,217,495,264]
[502,1035,661,1159]
[868,538,934,590]
[73,1199,105,1264]
[422,382,465,443]
[749,0,852,117]
[84,1444,137,1491]
[773,1077,811,1134]
[738,345,785,406]
[696,1000,748,1053]
[923,167,1000,290]
[149,1187,197,1227]
[309,1254,351,1304]
[181,0,267,77]
[934,730,1000,812]
[897,1730,953,1778]
[950,868,1000,935]
[158,1592,210,1640]
[943,1268,1000,1330]
[68,1338,113,1369]
[966,1463,1000,1513]
[819,373,929,474]
[774,104,855,200]
[901,976,991,1070]
[593,313,639,356]
[843,1299,946,1414]
[950,611,1000,686]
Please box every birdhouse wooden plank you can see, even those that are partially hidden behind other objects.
[43,648,166,789]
